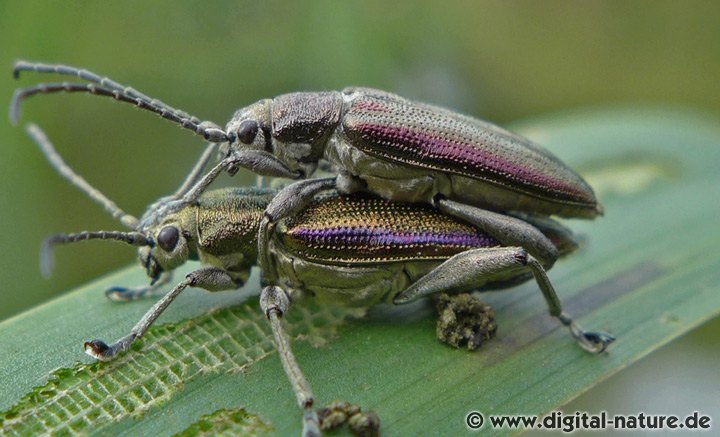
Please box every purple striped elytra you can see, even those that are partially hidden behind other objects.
[278,191,500,265]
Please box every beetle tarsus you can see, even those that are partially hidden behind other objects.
[84,334,135,361]
[317,401,380,437]
[83,339,110,357]
[577,331,615,354]
[105,271,173,301]
[560,313,615,353]
[104,286,152,302]
[302,409,321,437]
[104,286,136,301]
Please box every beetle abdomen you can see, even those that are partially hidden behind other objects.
[341,89,601,218]
[278,192,499,265]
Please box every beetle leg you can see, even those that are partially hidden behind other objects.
[258,178,337,283]
[230,149,302,179]
[317,159,339,175]
[84,267,237,361]
[435,198,559,266]
[335,171,367,194]
[172,148,300,208]
[394,247,527,303]
[171,143,218,199]
[104,271,174,302]
[394,247,615,353]
[176,155,241,204]
[508,212,580,258]
[525,256,615,353]
[260,285,321,437]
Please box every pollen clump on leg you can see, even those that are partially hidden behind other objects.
[435,293,497,350]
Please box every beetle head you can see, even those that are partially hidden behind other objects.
[138,221,191,282]
[224,99,316,178]
[225,99,273,155]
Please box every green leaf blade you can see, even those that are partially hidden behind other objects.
[1,108,719,436]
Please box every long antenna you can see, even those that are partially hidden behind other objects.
[41,231,151,278]
[12,61,230,142]
[25,123,140,229]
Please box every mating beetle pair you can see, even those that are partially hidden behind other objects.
[13,61,614,436]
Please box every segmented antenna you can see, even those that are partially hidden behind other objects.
[41,231,151,278]
[12,61,229,143]
[26,123,140,229]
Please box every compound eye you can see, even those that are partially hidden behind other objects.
[157,226,180,252]
[237,120,258,144]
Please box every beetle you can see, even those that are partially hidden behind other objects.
[25,123,612,437]
[11,62,610,349]
[10,62,600,208]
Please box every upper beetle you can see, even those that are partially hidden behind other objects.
[223,87,601,219]
[11,62,600,218]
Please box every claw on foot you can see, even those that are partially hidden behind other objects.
[84,339,111,361]
[105,286,134,302]
[578,331,616,354]
[84,334,136,361]
[105,285,159,301]
[560,313,615,353]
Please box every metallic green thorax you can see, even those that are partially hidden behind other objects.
[189,187,275,275]
[194,188,275,258]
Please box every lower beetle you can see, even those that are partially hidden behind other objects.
[25,123,613,436]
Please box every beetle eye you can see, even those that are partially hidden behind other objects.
[157,226,180,252]
[237,120,258,144]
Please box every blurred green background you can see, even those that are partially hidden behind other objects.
[1,0,718,428]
